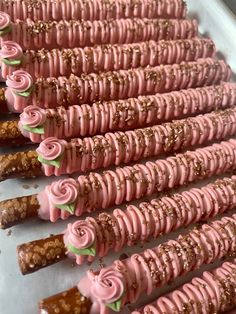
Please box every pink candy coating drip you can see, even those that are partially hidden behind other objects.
[133,260,236,314]
[19,83,236,143]
[38,139,236,222]
[0,17,198,50]
[78,214,236,314]
[62,175,236,264]
[0,38,215,79]
[0,0,187,22]
[36,107,236,177]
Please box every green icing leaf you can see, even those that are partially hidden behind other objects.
[67,243,96,256]
[23,124,45,134]
[1,58,22,66]
[55,203,75,214]
[14,86,33,97]
[38,154,62,168]
[0,25,12,36]
[106,298,123,312]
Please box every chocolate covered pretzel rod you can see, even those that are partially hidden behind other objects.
[2,138,236,228]
[17,175,236,274]
[132,260,236,314]
[1,83,235,146]
[0,38,215,79]
[2,106,236,179]
[35,107,236,176]
[5,58,231,113]
[0,12,197,50]
[0,0,187,22]
[39,213,236,314]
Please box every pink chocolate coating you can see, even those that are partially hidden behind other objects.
[35,108,236,176]
[37,138,236,222]
[19,84,236,143]
[0,0,187,22]
[0,38,215,79]
[63,175,236,265]
[0,15,197,50]
[77,215,236,314]
[133,260,236,314]
[6,58,231,112]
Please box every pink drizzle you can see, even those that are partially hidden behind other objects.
[0,38,215,79]
[0,0,186,21]
[78,215,236,314]
[36,108,236,176]
[19,84,236,143]
[133,260,236,314]
[37,139,236,222]
[61,175,236,264]
[6,58,231,113]
[1,17,197,50]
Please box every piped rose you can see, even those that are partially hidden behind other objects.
[0,12,12,36]
[36,137,66,168]
[6,70,33,97]
[65,221,96,256]
[0,41,23,66]
[49,178,78,214]
[20,105,46,134]
[88,268,125,312]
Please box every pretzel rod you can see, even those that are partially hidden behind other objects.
[0,87,8,113]
[2,106,236,180]
[38,213,236,314]
[0,38,215,79]
[0,0,187,22]
[0,120,27,146]
[39,286,92,314]
[0,12,197,50]
[2,83,235,145]
[2,138,236,229]
[5,58,231,113]
[0,194,39,229]
[0,150,43,181]
[17,234,66,275]
[17,175,236,275]
[132,260,236,314]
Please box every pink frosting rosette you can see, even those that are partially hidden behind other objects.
[20,105,46,128]
[88,267,125,307]
[49,178,78,206]
[67,221,96,249]
[0,12,11,33]
[6,70,33,95]
[36,137,66,161]
[0,41,23,63]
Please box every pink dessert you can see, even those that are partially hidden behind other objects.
[36,138,236,222]
[132,260,236,314]
[77,214,236,314]
[0,12,198,50]
[62,175,236,265]
[5,58,231,112]
[0,38,215,79]
[19,83,236,143]
[34,107,236,176]
[0,0,187,22]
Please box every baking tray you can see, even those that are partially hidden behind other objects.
[0,0,236,313]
